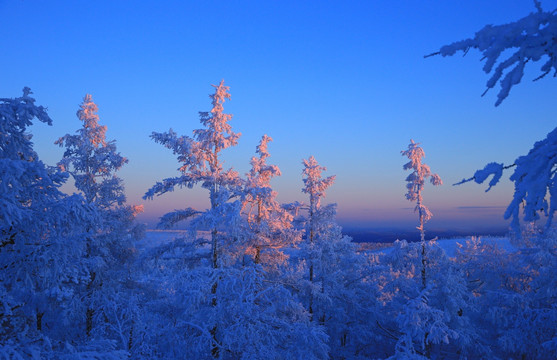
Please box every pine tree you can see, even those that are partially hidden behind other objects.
[56,94,143,342]
[401,140,442,242]
[144,80,243,357]
[0,88,105,357]
[300,156,335,319]
[297,156,377,358]
[143,83,329,359]
[242,135,299,268]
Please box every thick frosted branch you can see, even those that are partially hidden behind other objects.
[429,6,557,106]
[454,162,506,192]
[143,175,196,200]
[157,208,201,229]
[504,127,557,231]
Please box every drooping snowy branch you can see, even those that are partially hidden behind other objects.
[157,208,201,229]
[144,175,197,199]
[505,127,557,231]
[454,162,507,191]
[428,3,557,106]
[454,129,556,233]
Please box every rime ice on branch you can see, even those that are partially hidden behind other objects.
[456,128,557,234]
[430,2,557,235]
[427,2,557,106]
[401,140,442,241]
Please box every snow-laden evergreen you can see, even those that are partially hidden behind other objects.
[142,83,328,359]
[3,77,557,359]
[0,88,127,358]
[290,156,381,359]
[56,94,144,351]
[241,135,300,269]
[401,140,442,241]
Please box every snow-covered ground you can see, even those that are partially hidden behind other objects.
[434,236,514,257]
[373,236,515,257]
[139,230,516,258]
[135,230,211,250]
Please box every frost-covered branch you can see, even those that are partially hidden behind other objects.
[506,127,557,231]
[454,163,516,191]
[143,175,196,199]
[427,3,557,106]
[455,128,557,233]
[156,208,201,229]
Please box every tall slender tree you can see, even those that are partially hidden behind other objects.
[298,156,375,358]
[242,135,298,267]
[144,80,241,264]
[56,94,143,340]
[301,156,335,319]
[401,140,442,242]
[144,80,242,357]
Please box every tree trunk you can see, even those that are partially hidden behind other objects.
[36,311,43,331]
[210,228,219,358]
[86,237,96,338]
[308,203,315,321]
[128,319,135,353]
[421,241,427,290]
[254,246,261,264]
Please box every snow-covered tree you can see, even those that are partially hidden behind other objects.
[299,156,335,318]
[56,94,143,342]
[144,80,241,266]
[56,95,127,205]
[454,231,557,359]
[143,85,334,358]
[380,240,480,359]
[144,80,245,357]
[242,135,299,268]
[401,140,442,242]
[430,2,557,236]
[0,88,128,358]
[292,156,378,358]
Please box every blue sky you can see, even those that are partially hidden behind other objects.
[2,0,556,235]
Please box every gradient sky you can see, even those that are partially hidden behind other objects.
[2,0,556,235]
